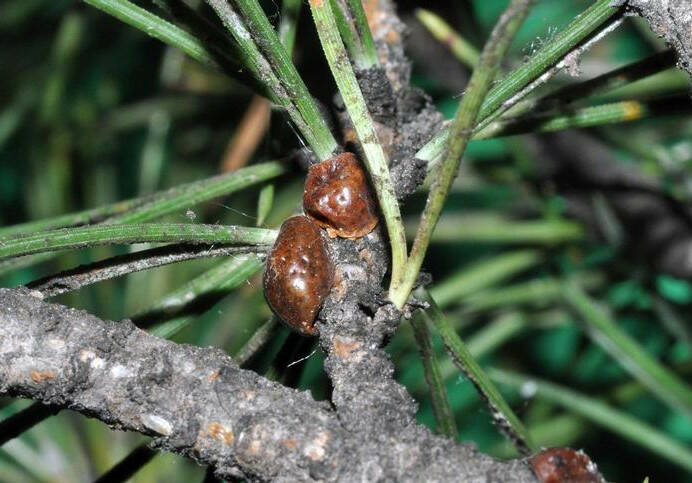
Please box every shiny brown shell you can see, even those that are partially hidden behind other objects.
[530,448,602,483]
[303,152,379,239]
[263,216,334,335]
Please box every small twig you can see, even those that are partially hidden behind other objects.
[26,244,265,298]
[474,16,625,133]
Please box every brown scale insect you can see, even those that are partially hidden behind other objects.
[263,216,334,336]
[530,447,603,483]
[303,152,379,239]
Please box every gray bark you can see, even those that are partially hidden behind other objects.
[0,288,536,482]
[617,0,692,79]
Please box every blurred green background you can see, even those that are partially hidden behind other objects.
[1,0,692,481]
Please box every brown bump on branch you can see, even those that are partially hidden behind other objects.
[29,370,54,383]
[280,438,297,450]
[331,336,363,360]
[207,422,234,445]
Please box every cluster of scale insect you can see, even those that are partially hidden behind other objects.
[262,153,379,335]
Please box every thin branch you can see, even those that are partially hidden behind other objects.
[26,244,265,299]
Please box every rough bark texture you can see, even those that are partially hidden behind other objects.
[0,288,536,482]
[616,0,692,79]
